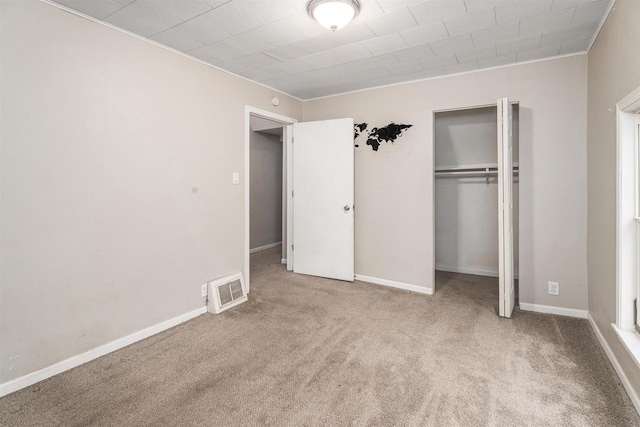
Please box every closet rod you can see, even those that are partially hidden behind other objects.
[434,169,520,176]
[435,166,519,174]
[435,162,519,172]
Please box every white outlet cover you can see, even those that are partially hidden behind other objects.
[548,281,559,296]
[201,283,208,298]
[232,172,240,184]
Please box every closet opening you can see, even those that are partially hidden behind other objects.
[434,103,520,314]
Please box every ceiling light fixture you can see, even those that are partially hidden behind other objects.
[307,0,360,32]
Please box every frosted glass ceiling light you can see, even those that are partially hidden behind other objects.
[308,0,360,31]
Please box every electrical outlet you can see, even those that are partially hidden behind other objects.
[232,172,239,185]
[548,281,559,296]
[201,283,208,298]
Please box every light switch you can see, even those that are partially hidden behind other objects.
[232,172,240,185]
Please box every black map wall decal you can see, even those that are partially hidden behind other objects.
[354,123,368,141]
[354,122,413,151]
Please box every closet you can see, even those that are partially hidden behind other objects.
[434,101,519,316]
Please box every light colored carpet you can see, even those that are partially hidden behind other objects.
[1,246,638,426]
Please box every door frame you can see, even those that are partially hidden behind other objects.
[244,106,297,293]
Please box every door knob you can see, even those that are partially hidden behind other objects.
[344,205,351,211]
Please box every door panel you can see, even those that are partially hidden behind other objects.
[292,118,354,281]
[498,98,515,318]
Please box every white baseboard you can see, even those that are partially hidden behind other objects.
[0,306,207,398]
[435,264,520,279]
[588,314,640,414]
[249,241,282,254]
[355,274,434,295]
[519,302,588,319]
[281,259,287,264]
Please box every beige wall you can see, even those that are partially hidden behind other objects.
[0,0,606,390]
[587,0,640,401]
[304,54,588,309]
[250,131,283,250]
[0,0,302,383]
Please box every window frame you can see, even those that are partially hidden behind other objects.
[613,86,640,372]
[635,115,640,333]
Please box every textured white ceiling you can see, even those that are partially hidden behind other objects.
[52,0,611,99]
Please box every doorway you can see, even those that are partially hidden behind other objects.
[244,108,356,293]
[244,107,297,293]
[249,117,284,255]
[433,100,519,317]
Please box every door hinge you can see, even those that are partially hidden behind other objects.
[292,190,294,197]
[292,245,294,251]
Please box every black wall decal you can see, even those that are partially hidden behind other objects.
[354,123,368,139]
[354,123,368,148]
[354,122,413,151]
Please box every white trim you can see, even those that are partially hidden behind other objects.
[303,52,586,101]
[285,124,295,272]
[249,241,282,254]
[612,324,640,372]
[38,0,303,102]
[355,274,434,295]
[0,306,206,398]
[619,86,640,112]
[588,315,640,414]
[245,107,297,294]
[281,259,287,264]
[435,265,519,279]
[587,0,616,51]
[281,132,287,265]
[616,86,640,329]
[431,111,437,295]
[519,302,588,319]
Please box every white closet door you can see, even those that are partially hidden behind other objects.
[291,118,354,281]
[498,98,515,318]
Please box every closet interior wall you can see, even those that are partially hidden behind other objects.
[250,127,283,252]
[435,106,520,279]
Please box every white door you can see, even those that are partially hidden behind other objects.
[498,98,515,318]
[291,118,355,281]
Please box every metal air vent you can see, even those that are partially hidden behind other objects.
[207,273,248,314]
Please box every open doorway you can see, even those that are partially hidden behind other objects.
[249,116,286,292]
[249,116,285,258]
[244,107,297,293]
[433,102,520,317]
[244,108,355,293]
